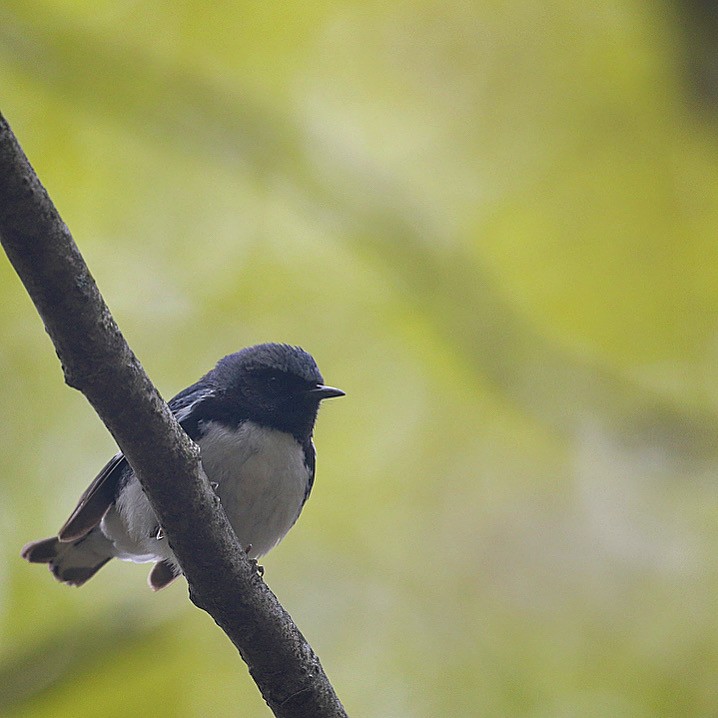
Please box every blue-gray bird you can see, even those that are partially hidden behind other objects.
[22,343,344,590]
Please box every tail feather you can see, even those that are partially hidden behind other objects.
[148,560,181,591]
[21,531,114,587]
[21,537,59,563]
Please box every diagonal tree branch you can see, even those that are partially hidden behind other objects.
[0,112,347,718]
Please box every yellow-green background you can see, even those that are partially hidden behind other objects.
[2,2,718,716]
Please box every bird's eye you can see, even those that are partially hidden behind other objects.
[256,370,289,395]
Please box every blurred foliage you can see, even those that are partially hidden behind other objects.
[2,1,718,716]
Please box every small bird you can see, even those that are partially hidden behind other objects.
[21,343,344,590]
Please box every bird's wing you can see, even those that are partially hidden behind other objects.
[58,452,129,541]
[58,383,213,541]
[57,382,216,542]
[168,381,217,438]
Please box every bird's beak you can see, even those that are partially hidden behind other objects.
[306,384,345,400]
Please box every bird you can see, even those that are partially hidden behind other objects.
[21,343,344,590]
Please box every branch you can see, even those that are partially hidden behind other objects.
[0,112,347,718]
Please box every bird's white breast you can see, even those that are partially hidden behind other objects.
[197,420,311,558]
[106,420,311,564]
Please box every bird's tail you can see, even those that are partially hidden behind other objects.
[21,529,114,586]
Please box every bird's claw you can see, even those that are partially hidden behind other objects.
[243,545,264,576]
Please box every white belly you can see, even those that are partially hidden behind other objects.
[200,421,311,558]
[105,420,311,564]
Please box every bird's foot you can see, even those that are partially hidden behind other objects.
[243,545,264,576]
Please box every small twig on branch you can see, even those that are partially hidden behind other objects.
[0,112,347,718]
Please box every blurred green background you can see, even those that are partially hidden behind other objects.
[2,1,718,716]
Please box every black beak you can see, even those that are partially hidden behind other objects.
[306,384,345,400]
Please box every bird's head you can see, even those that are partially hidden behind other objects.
[212,344,344,440]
